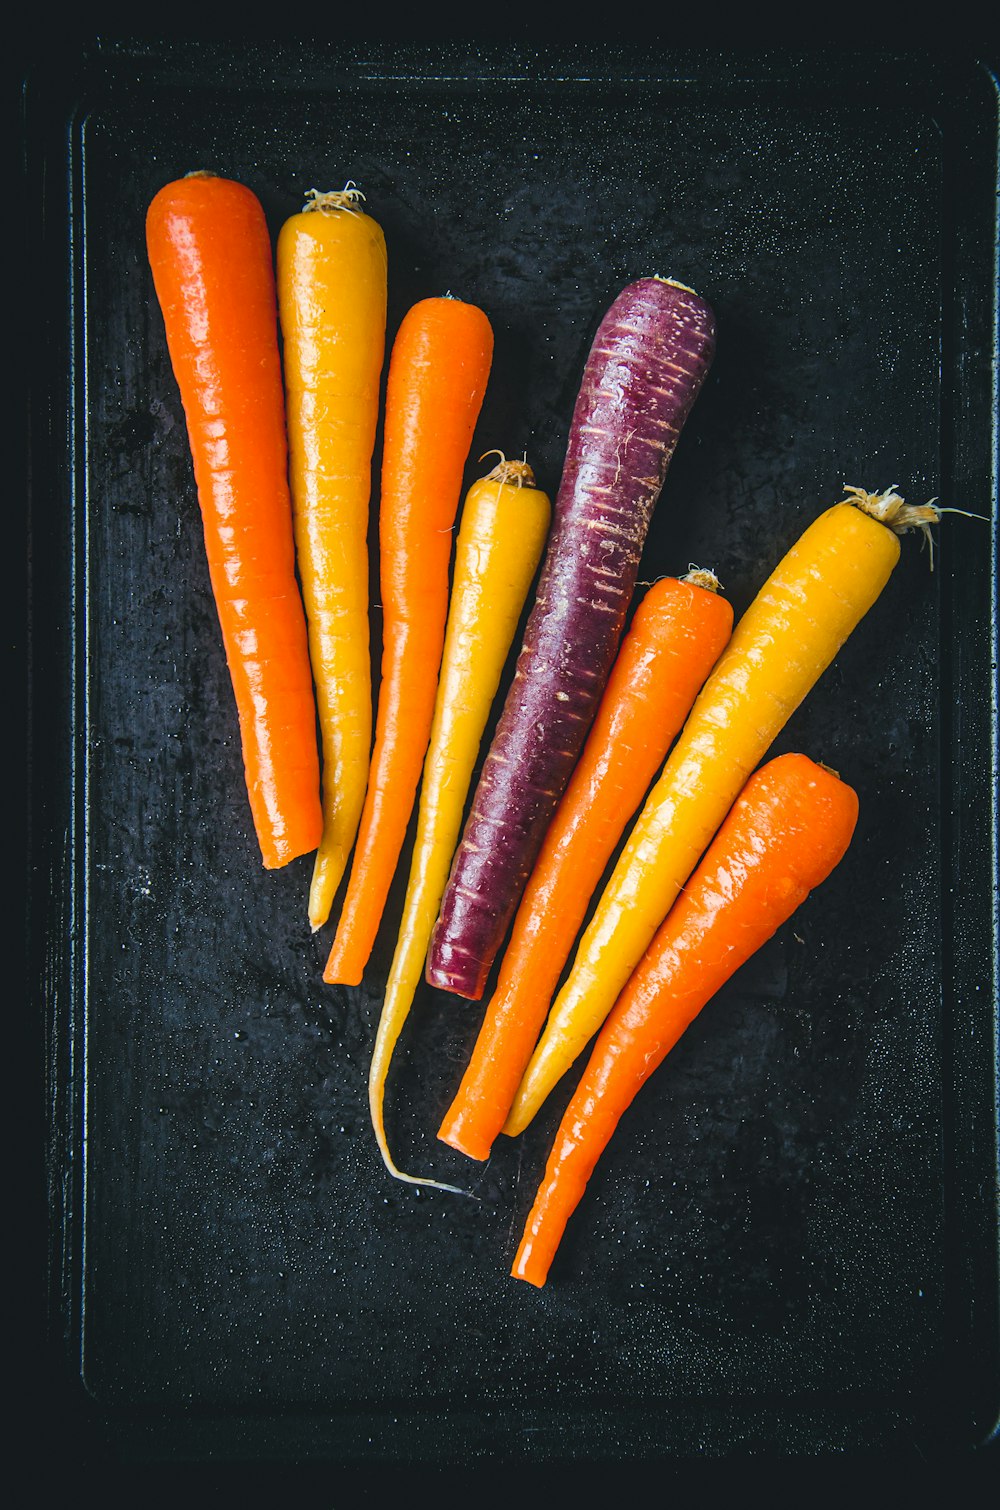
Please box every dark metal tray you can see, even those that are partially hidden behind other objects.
[22,41,999,1481]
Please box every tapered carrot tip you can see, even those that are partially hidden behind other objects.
[424,937,489,1002]
[437,1105,492,1162]
[323,955,363,987]
[511,1226,551,1288]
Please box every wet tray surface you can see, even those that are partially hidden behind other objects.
[25,43,999,1469]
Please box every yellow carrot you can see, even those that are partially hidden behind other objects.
[369,457,551,1186]
[503,485,941,1136]
[277,185,388,928]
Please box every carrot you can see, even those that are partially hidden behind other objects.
[145,172,322,869]
[323,296,494,985]
[277,185,388,928]
[368,457,551,1186]
[503,485,941,1135]
[425,277,717,1002]
[511,752,859,1287]
[437,569,734,1161]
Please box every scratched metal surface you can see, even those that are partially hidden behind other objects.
[25,43,998,1472]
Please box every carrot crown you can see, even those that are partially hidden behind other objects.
[650,273,698,295]
[301,183,367,215]
[681,566,722,593]
[478,451,537,489]
[842,484,941,551]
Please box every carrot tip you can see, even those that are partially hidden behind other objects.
[323,964,363,987]
[389,1171,477,1196]
[436,1122,492,1162]
[510,1255,547,1288]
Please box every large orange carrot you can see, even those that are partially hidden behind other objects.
[146,172,322,868]
[437,570,734,1162]
[324,296,494,985]
[511,752,859,1287]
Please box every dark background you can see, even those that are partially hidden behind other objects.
[15,34,998,1502]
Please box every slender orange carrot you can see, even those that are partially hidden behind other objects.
[504,485,940,1135]
[323,296,494,985]
[437,569,734,1162]
[511,752,859,1287]
[146,172,322,869]
[277,185,388,928]
[369,457,551,1187]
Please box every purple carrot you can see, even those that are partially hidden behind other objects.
[425,276,717,1001]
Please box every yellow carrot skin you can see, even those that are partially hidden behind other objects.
[277,187,388,928]
[369,458,551,1185]
[503,486,940,1136]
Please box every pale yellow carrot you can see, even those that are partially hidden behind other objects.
[369,458,551,1186]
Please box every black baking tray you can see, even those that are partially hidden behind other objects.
[21,41,999,1483]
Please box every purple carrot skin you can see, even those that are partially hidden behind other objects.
[426,276,716,1001]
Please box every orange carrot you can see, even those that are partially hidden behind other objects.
[437,569,734,1162]
[145,172,322,869]
[324,296,494,985]
[511,752,859,1287]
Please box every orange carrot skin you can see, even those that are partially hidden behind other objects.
[146,173,322,869]
[323,297,494,985]
[511,752,859,1287]
[437,573,734,1161]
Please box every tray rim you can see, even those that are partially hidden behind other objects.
[19,40,1000,1474]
